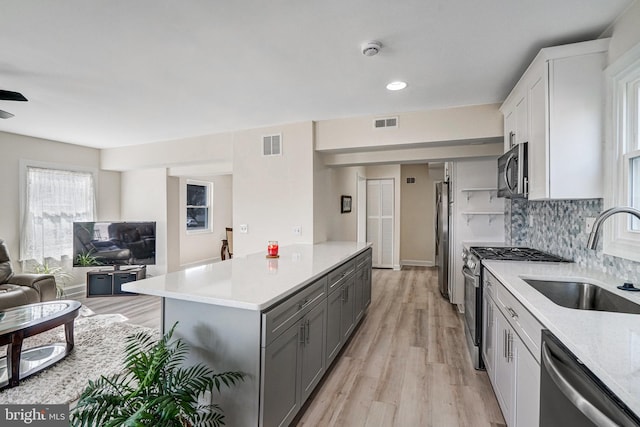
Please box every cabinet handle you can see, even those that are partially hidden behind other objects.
[509,131,515,147]
[305,319,310,344]
[503,329,507,359]
[507,307,518,320]
[507,331,514,363]
[299,322,305,345]
[298,298,309,310]
[488,304,493,327]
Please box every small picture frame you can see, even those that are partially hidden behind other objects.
[341,195,352,213]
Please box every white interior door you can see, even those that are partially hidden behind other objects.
[367,179,394,268]
[357,174,367,242]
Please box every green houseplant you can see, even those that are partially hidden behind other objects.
[30,262,73,298]
[74,250,102,267]
[71,323,244,427]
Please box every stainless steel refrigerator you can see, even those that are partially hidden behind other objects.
[435,181,450,299]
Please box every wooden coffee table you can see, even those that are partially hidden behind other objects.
[0,300,81,389]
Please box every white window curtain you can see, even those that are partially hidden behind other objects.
[21,166,96,263]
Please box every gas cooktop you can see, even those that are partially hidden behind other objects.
[469,246,570,262]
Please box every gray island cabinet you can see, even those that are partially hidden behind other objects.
[123,242,372,427]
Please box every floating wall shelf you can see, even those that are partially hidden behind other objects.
[461,211,505,225]
[461,188,499,202]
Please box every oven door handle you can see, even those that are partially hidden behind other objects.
[461,267,479,288]
[541,342,618,427]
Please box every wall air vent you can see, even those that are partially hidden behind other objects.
[262,134,282,156]
[373,116,398,129]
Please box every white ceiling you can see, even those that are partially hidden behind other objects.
[0,0,633,149]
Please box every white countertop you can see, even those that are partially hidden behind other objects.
[122,241,371,311]
[483,260,640,416]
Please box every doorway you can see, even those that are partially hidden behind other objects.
[366,179,394,268]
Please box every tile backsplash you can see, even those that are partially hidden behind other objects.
[505,198,640,284]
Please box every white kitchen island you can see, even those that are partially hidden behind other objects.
[123,241,372,427]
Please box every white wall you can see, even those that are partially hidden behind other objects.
[166,176,181,272]
[400,164,444,266]
[101,132,234,172]
[365,164,402,270]
[315,104,503,152]
[0,131,120,284]
[233,122,315,256]
[449,158,504,305]
[325,166,367,242]
[120,168,168,275]
[321,142,503,167]
[607,0,640,65]
[312,146,329,244]
[179,174,232,267]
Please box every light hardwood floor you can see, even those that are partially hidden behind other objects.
[296,267,505,427]
[76,293,162,330]
[76,266,505,426]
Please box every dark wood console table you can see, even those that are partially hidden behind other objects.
[86,266,146,297]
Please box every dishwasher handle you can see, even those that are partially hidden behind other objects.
[541,342,619,427]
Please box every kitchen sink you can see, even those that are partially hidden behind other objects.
[522,279,640,314]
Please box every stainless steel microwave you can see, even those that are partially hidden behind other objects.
[497,142,528,198]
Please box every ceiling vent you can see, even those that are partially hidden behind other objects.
[263,134,282,156]
[373,116,398,129]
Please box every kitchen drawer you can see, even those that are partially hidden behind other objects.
[262,275,327,346]
[495,281,544,363]
[328,260,356,294]
[484,270,498,301]
[356,249,372,269]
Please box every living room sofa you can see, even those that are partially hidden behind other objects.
[0,239,57,311]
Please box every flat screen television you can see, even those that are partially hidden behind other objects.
[73,221,156,268]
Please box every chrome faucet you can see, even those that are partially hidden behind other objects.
[587,206,640,249]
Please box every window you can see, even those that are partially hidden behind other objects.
[603,43,640,261]
[186,181,212,231]
[21,165,96,263]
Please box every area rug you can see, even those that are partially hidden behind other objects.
[0,315,160,405]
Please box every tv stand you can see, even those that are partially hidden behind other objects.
[86,266,146,297]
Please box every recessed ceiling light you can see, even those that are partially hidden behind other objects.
[386,81,407,91]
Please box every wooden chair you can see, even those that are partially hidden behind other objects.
[221,227,233,260]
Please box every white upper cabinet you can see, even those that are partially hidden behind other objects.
[500,39,609,200]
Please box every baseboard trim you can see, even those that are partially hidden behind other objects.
[63,283,86,299]
[401,260,435,267]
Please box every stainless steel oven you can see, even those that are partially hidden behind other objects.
[462,249,483,370]
[461,246,570,371]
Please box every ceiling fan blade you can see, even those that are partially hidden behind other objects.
[0,90,28,102]
[0,109,15,119]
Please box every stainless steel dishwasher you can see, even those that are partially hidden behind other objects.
[540,330,640,427]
